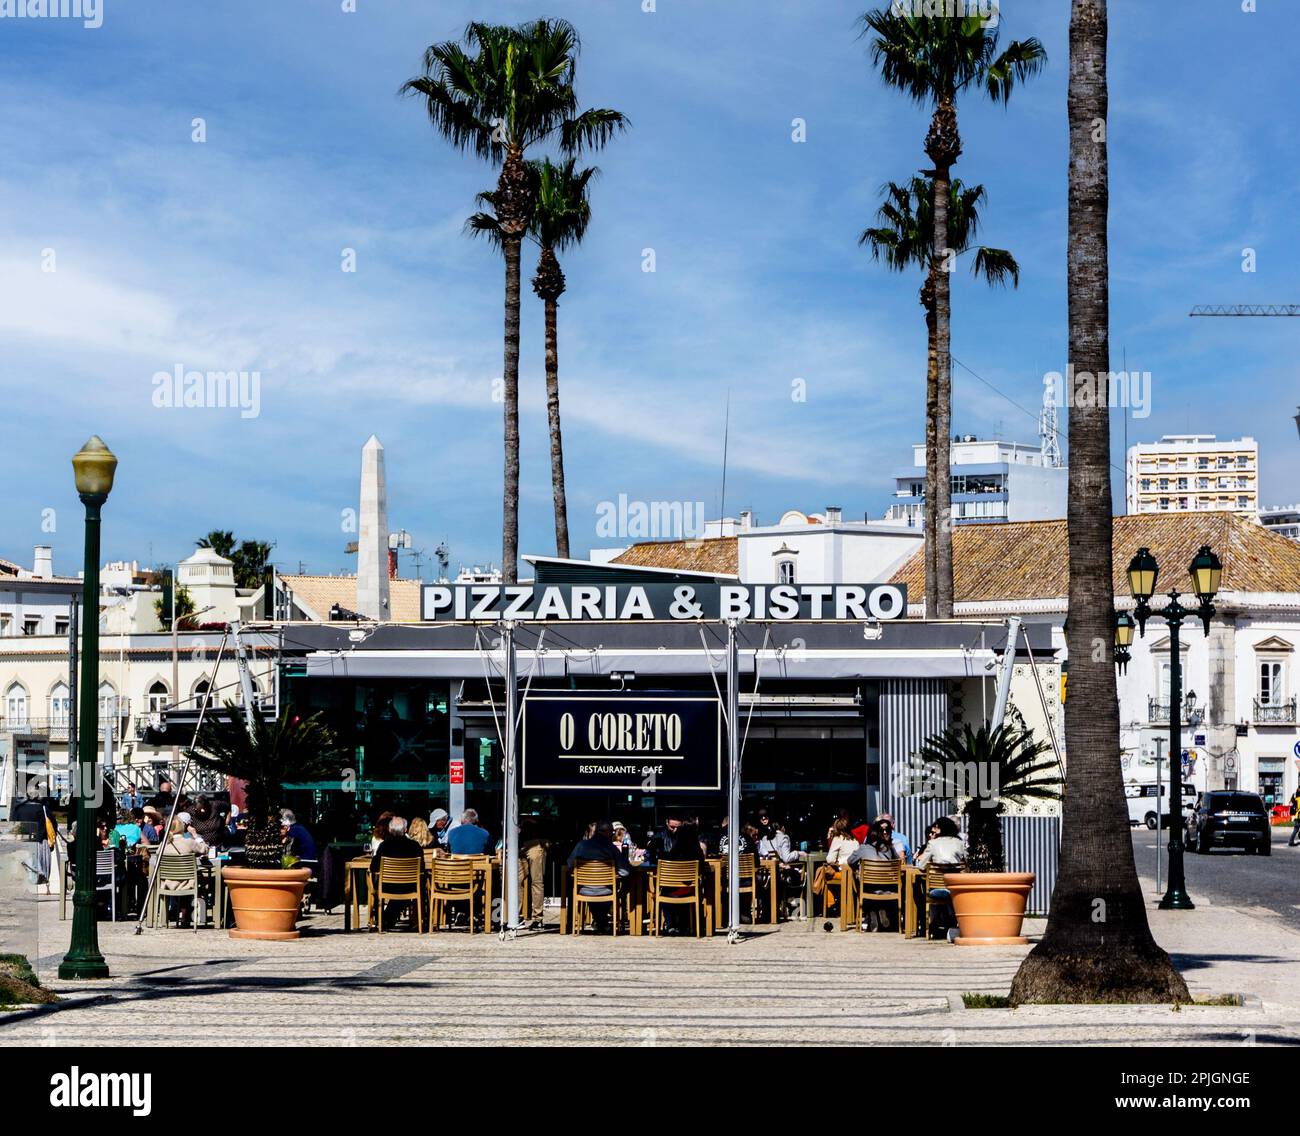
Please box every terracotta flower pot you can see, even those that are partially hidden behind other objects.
[942,871,1035,946]
[221,866,311,940]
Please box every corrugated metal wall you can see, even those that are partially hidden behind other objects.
[879,678,1060,915]
[879,678,951,843]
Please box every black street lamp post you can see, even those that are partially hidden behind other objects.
[59,436,118,980]
[1123,543,1222,912]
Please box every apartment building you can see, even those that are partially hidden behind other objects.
[1126,434,1259,518]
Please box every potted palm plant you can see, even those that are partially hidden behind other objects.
[193,705,344,940]
[907,719,1062,945]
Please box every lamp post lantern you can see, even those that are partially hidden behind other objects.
[59,436,117,980]
[1123,544,1221,911]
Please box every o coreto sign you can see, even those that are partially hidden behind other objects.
[421,582,906,622]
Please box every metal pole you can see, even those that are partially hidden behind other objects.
[60,496,109,979]
[1153,737,1164,896]
[1160,602,1194,909]
[503,622,520,934]
[726,619,741,941]
[232,621,257,734]
[171,567,180,777]
[989,615,1022,730]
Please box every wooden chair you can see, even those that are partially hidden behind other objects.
[152,854,199,931]
[732,853,758,924]
[374,856,424,933]
[651,860,703,937]
[570,860,621,935]
[429,857,477,934]
[923,864,958,939]
[853,858,904,933]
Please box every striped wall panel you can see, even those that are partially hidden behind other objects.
[878,678,1061,915]
[1002,813,1060,915]
[878,678,951,846]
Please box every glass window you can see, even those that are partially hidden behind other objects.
[5,683,28,726]
[777,559,796,585]
[1260,660,1284,705]
[98,682,117,718]
[147,681,169,714]
[49,682,70,725]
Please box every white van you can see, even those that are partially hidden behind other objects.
[1125,782,1197,829]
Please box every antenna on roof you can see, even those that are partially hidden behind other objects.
[719,388,731,527]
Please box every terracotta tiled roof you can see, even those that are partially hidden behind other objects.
[280,574,423,622]
[889,512,1300,602]
[612,537,739,576]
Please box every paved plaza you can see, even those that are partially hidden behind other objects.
[3,856,1298,1046]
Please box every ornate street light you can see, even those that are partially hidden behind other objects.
[1125,543,1221,911]
[59,436,117,980]
[1114,611,1135,674]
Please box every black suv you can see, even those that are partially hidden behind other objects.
[1186,791,1271,855]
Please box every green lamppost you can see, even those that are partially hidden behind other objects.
[59,436,117,980]
[1125,543,1222,912]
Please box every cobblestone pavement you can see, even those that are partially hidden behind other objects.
[3,891,1298,1046]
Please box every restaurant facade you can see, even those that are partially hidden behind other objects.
[261,565,1063,914]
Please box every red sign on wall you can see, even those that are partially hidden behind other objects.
[449,759,464,785]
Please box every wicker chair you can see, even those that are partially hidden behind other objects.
[651,860,703,937]
[570,859,621,935]
[853,858,903,933]
[732,853,758,924]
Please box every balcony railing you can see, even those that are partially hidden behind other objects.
[1254,698,1297,725]
[1147,698,1175,723]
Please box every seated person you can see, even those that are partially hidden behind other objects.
[914,816,966,938]
[280,809,317,862]
[567,820,628,931]
[369,816,423,930]
[846,828,900,931]
[447,808,492,855]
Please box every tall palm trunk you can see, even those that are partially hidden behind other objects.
[925,96,960,619]
[536,246,571,559]
[502,236,521,583]
[496,147,532,585]
[920,272,939,610]
[1010,0,1187,1004]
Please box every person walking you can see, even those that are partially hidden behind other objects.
[1288,787,1300,847]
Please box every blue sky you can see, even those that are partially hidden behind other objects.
[1,0,1297,580]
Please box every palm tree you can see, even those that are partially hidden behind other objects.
[861,175,1018,602]
[196,530,236,559]
[402,20,626,582]
[193,706,344,869]
[863,9,1045,618]
[907,722,1061,873]
[1010,0,1189,1004]
[471,158,598,561]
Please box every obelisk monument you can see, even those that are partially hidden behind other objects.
[357,434,389,619]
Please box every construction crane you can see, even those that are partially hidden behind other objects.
[1188,306,1300,438]
[1189,305,1300,317]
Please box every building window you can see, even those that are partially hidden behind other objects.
[1237,496,1250,510]
[1158,478,1169,490]
[22,618,39,636]
[49,682,70,726]
[1260,660,1285,706]
[0,614,11,636]
[1198,457,1209,470]
[1237,455,1249,468]
[1177,477,1188,490]
[147,681,169,714]
[192,679,211,707]
[54,617,69,636]
[776,559,796,585]
[98,682,118,719]
[1140,478,1151,491]
[5,683,28,727]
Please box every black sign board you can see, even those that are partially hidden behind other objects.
[521,692,722,791]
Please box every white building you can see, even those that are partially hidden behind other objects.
[604,507,924,587]
[883,436,1067,529]
[889,510,1300,808]
[1260,504,1300,543]
[1126,434,1259,518]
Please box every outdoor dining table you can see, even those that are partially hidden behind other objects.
[342,852,499,931]
[136,846,228,929]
